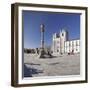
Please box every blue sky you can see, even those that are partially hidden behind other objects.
[23,11,80,48]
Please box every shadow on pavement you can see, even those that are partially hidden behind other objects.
[24,64,43,77]
[24,63,40,66]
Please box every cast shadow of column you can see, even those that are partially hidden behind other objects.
[24,64,43,77]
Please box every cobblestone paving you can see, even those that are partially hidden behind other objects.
[24,54,80,77]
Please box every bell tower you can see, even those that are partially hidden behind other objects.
[60,29,68,54]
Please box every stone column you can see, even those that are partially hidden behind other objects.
[39,24,45,58]
[40,24,44,50]
[39,24,53,58]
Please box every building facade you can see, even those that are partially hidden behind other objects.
[52,29,80,55]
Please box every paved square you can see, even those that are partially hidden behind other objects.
[24,54,80,77]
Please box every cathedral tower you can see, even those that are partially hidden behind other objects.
[60,29,68,54]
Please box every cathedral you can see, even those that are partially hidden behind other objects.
[52,29,80,55]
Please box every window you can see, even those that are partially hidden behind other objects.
[62,33,64,36]
[57,49,59,52]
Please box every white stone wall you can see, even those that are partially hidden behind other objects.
[65,40,80,53]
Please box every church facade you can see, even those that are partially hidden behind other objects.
[52,29,80,55]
